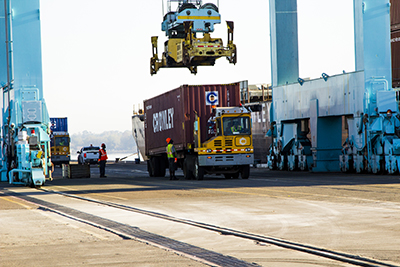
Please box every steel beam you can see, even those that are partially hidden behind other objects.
[269,0,299,88]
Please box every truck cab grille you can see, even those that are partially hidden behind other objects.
[214,140,222,147]
[225,139,233,147]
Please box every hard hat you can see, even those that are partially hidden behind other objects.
[387,109,392,114]
[101,143,106,148]
[166,138,171,143]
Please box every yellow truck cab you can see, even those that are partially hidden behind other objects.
[50,132,70,166]
[192,106,254,179]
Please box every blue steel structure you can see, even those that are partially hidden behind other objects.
[0,0,52,186]
[267,0,399,173]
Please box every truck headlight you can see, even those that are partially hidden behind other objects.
[245,148,251,152]
[207,149,212,153]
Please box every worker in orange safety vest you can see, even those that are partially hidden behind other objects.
[99,143,108,177]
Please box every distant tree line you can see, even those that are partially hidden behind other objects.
[70,130,136,153]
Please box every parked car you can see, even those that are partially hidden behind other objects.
[77,146,100,165]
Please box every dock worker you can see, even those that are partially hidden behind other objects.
[99,143,108,177]
[166,138,178,180]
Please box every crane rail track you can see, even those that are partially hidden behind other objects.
[3,187,399,267]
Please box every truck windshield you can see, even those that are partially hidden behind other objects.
[223,116,251,136]
[83,146,100,151]
[55,137,69,146]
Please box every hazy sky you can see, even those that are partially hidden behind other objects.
[39,0,354,134]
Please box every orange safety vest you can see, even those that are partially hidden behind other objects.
[99,149,108,161]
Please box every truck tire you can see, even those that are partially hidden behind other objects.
[194,158,204,180]
[183,159,194,179]
[241,165,250,179]
[147,160,155,177]
[151,157,166,177]
[158,157,166,177]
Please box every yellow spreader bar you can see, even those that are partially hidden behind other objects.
[178,16,220,20]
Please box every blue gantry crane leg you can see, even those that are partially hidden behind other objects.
[0,0,52,186]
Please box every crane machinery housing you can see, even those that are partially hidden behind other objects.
[266,0,400,174]
[150,0,236,75]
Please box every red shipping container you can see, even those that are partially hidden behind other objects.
[392,0,400,88]
[144,83,241,156]
[391,0,400,31]
[392,30,400,88]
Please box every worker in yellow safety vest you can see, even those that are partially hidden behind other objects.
[230,120,242,134]
[166,138,178,180]
[99,143,108,177]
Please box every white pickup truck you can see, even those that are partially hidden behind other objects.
[77,146,100,164]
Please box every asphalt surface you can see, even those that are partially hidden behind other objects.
[1,162,400,266]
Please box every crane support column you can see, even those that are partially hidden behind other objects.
[0,0,52,186]
[269,0,299,87]
[354,0,392,86]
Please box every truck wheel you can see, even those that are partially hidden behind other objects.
[147,160,155,177]
[241,165,250,179]
[151,157,166,177]
[183,159,194,179]
[232,172,239,179]
[153,157,160,177]
[194,158,204,180]
[29,178,35,188]
[158,157,166,177]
